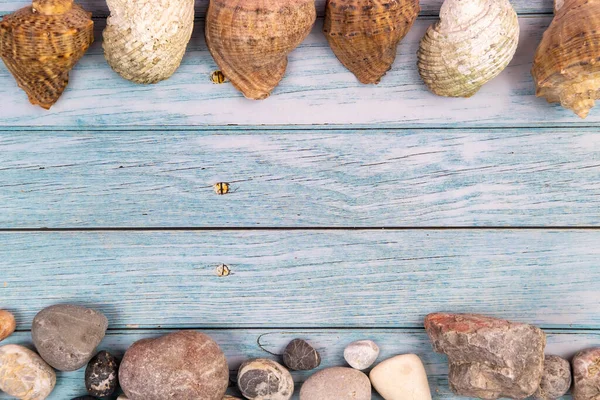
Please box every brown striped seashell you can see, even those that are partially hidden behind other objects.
[532,0,600,118]
[323,0,420,84]
[205,0,317,100]
[0,0,93,109]
[103,0,195,84]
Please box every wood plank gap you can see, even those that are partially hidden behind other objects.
[3,227,600,232]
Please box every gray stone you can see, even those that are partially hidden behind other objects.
[425,313,546,399]
[119,330,228,400]
[283,339,321,371]
[238,359,294,400]
[299,367,371,400]
[0,344,56,400]
[344,340,379,370]
[573,348,600,400]
[32,304,108,371]
[534,355,572,400]
[85,351,119,397]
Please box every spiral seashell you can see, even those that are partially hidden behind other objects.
[324,0,420,84]
[418,0,519,98]
[532,0,600,118]
[103,0,194,84]
[0,0,93,109]
[205,0,317,100]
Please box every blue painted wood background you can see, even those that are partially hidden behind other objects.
[1,0,598,398]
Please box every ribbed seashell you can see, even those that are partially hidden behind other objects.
[324,0,420,84]
[418,0,519,98]
[103,0,194,84]
[205,0,317,100]
[0,0,93,109]
[532,0,600,119]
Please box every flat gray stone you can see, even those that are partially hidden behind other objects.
[300,367,371,400]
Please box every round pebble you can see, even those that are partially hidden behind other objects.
[344,340,380,370]
[283,339,321,371]
[32,304,108,371]
[370,354,432,400]
[0,310,16,342]
[85,351,119,397]
[0,344,56,400]
[299,367,371,400]
[238,358,294,400]
[534,355,572,400]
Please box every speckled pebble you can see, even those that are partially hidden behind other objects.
[0,344,56,400]
[85,351,119,397]
[344,340,380,370]
[0,310,16,342]
[300,367,371,400]
[283,339,321,371]
[534,355,572,400]
[238,359,294,400]
[573,348,600,400]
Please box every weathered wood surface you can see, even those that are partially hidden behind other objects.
[2,230,599,329]
[0,0,555,17]
[2,17,590,129]
[0,328,592,399]
[2,129,600,228]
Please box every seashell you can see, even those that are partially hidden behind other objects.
[323,0,420,84]
[532,0,600,119]
[103,0,194,84]
[0,0,94,109]
[417,0,520,98]
[205,0,317,100]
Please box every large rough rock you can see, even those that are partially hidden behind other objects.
[299,367,371,400]
[534,355,572,400]
[424,313,546,399]
[32,304,108,371]
[0,344,56,400]
[573,348,600,400]
[119,331,228,400]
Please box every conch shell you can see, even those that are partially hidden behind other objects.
[532,0,600,118]
[0,0,93,109]
[205,0,317,100]
[324,0,420,84]
[418,0,519,97]
[103,0,194,84]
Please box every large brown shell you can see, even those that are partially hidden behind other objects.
[532,0,600,118]
[0,0,93,109]
[205,0,317,100]
[323,0,420,84]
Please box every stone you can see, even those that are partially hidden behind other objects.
[573,348,600,400]
[32,304,108,371]
[117,396,129,400]
[85,351,119,397]
[120,330,228,400]
[223,397,242,400]
[425,313,546,400]
[283,339,321,371]
[238,359,294,400]
[299,367,371,400]
[0,344,56,400]
[533,355,572,400]
[344,340,380,370]
[369,354,432,400]
[72,397,97,400]
[0,310,16,342]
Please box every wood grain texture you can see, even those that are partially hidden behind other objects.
[2,17,592,129]
[0,328,593,399]
[2,129,600,228]
[2,230,599,329]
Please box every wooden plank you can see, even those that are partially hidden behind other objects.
[2,230,600,329]
[2,129,600,228]
[2,17,590,129]
[0,328,592,399]
[0,0,555,17]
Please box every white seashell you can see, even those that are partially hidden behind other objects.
[102,0,195,84]
[417,0,520,98]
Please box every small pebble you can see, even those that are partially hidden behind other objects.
[534,355,572,400]
[573,348,600,400]
[370,354,432,400]
[0,310,16,342]
[344,340,380,370]
[0,344,56,400]
[85,351,119,397]
[283,338,321,371]
[238,358,294,400]
[299,366,371,400]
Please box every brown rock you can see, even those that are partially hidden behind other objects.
[573,348,600,400]
[283,339,321,371]
[299,367,371,400]
[0,310,16,342]
[425,313,546,399]
[534,355,572,400]
[119,331,229,400]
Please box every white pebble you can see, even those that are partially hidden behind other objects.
[370,354,432,400]
[344,340,380,370]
